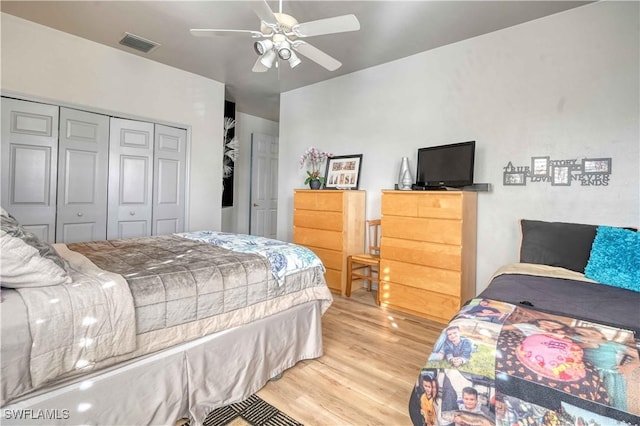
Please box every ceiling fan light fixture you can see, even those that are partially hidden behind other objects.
[259,49,277,69]
[253,39,273,56]
[288,51,302,69]
[277,41,292,60]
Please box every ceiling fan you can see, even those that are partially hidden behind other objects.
[190,0,360,72]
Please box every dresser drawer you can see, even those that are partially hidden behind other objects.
[381,236,462,271]
[417,194,463,219]
[293,227,343,251]
[382,192,463,219]
[324,268,342,293]
[382,216,462,245]
[380,283,460,323]
[380,259,461,297]
[294,210,343,231]
[294,191,344,212]
[382,193,419,216]
[308,246,343,271]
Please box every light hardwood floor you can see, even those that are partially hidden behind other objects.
[256,288,444,425]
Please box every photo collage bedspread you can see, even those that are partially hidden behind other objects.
[409,298,640,426]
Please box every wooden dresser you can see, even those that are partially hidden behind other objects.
[380,190,477,323]
[293,190,365,294]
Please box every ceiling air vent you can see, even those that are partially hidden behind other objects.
[119,32,160,53]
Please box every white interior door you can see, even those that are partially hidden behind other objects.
[250,132,278,238]
[152,124,187,235]
[56,107,109,243]
[1,97,59,242]
[107,117,154,240]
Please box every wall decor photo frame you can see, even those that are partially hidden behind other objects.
[551,165,571,186]
[531,156,550,177]
[503,171,526,186]
[324,154,363,189]
[582,158,611,174]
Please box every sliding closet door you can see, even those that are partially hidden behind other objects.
[152,124,187,235]
[1,97,59,242]
[107,117,154,240]
[56,108,109,243]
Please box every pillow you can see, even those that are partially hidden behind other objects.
[0,209,71,287]
[585,226,639,291]
[520,219,598,273]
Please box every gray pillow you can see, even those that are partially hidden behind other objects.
[1,209,67,271]
[0,208,71,287]
[519,219,598,274]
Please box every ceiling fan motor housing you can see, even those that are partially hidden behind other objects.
[261,13,299,39]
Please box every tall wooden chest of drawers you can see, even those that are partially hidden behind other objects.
[293,190,365,294]
[380,190,477,323]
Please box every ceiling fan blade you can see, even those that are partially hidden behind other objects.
[252,57,269,73]
[293,14,360,37]
[293,41,342,71]
[190,29,264,38]
[251,0,278,24]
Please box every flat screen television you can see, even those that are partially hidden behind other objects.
[415,141,475,189]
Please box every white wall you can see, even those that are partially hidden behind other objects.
[221,112,279,233]
[278,2,640,293]
[1,13,225,232]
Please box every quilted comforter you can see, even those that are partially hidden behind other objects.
[66,235,285,333]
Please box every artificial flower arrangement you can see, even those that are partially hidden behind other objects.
[299,147,333,186]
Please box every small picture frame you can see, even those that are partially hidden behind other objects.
[582,158,611,174]
[503,172,526,186]
[551,165,571,186]
[324,154,363,189]
[531,156,550,177]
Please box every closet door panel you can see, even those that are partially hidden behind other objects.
[56,107,109,243]
[152,124,186,235]
[1,97,59,242]
[12,145,50,203]
[108,117,154,240]
[120,156,150,203]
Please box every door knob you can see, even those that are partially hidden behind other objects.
[253,203,259,207]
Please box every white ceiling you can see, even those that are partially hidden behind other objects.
[1,1,591,122]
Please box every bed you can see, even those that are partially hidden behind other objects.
[409,219,640,426]
[0,209,333,425]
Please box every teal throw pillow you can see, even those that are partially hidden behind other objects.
[585,226,640,291]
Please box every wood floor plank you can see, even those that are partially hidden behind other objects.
[257,290,442,425]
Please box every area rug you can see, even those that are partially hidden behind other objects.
[203,394,303,426]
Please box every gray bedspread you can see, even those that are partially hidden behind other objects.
[479,264,640,335]
[67,235,282,333]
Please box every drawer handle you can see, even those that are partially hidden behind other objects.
[130,211,136,216]
[77,212,83,217]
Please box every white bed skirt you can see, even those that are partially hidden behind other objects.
[2,301,324,426]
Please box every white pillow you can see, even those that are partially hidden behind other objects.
[0,230,71,287]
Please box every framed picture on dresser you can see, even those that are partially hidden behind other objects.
[324,154,362,189]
